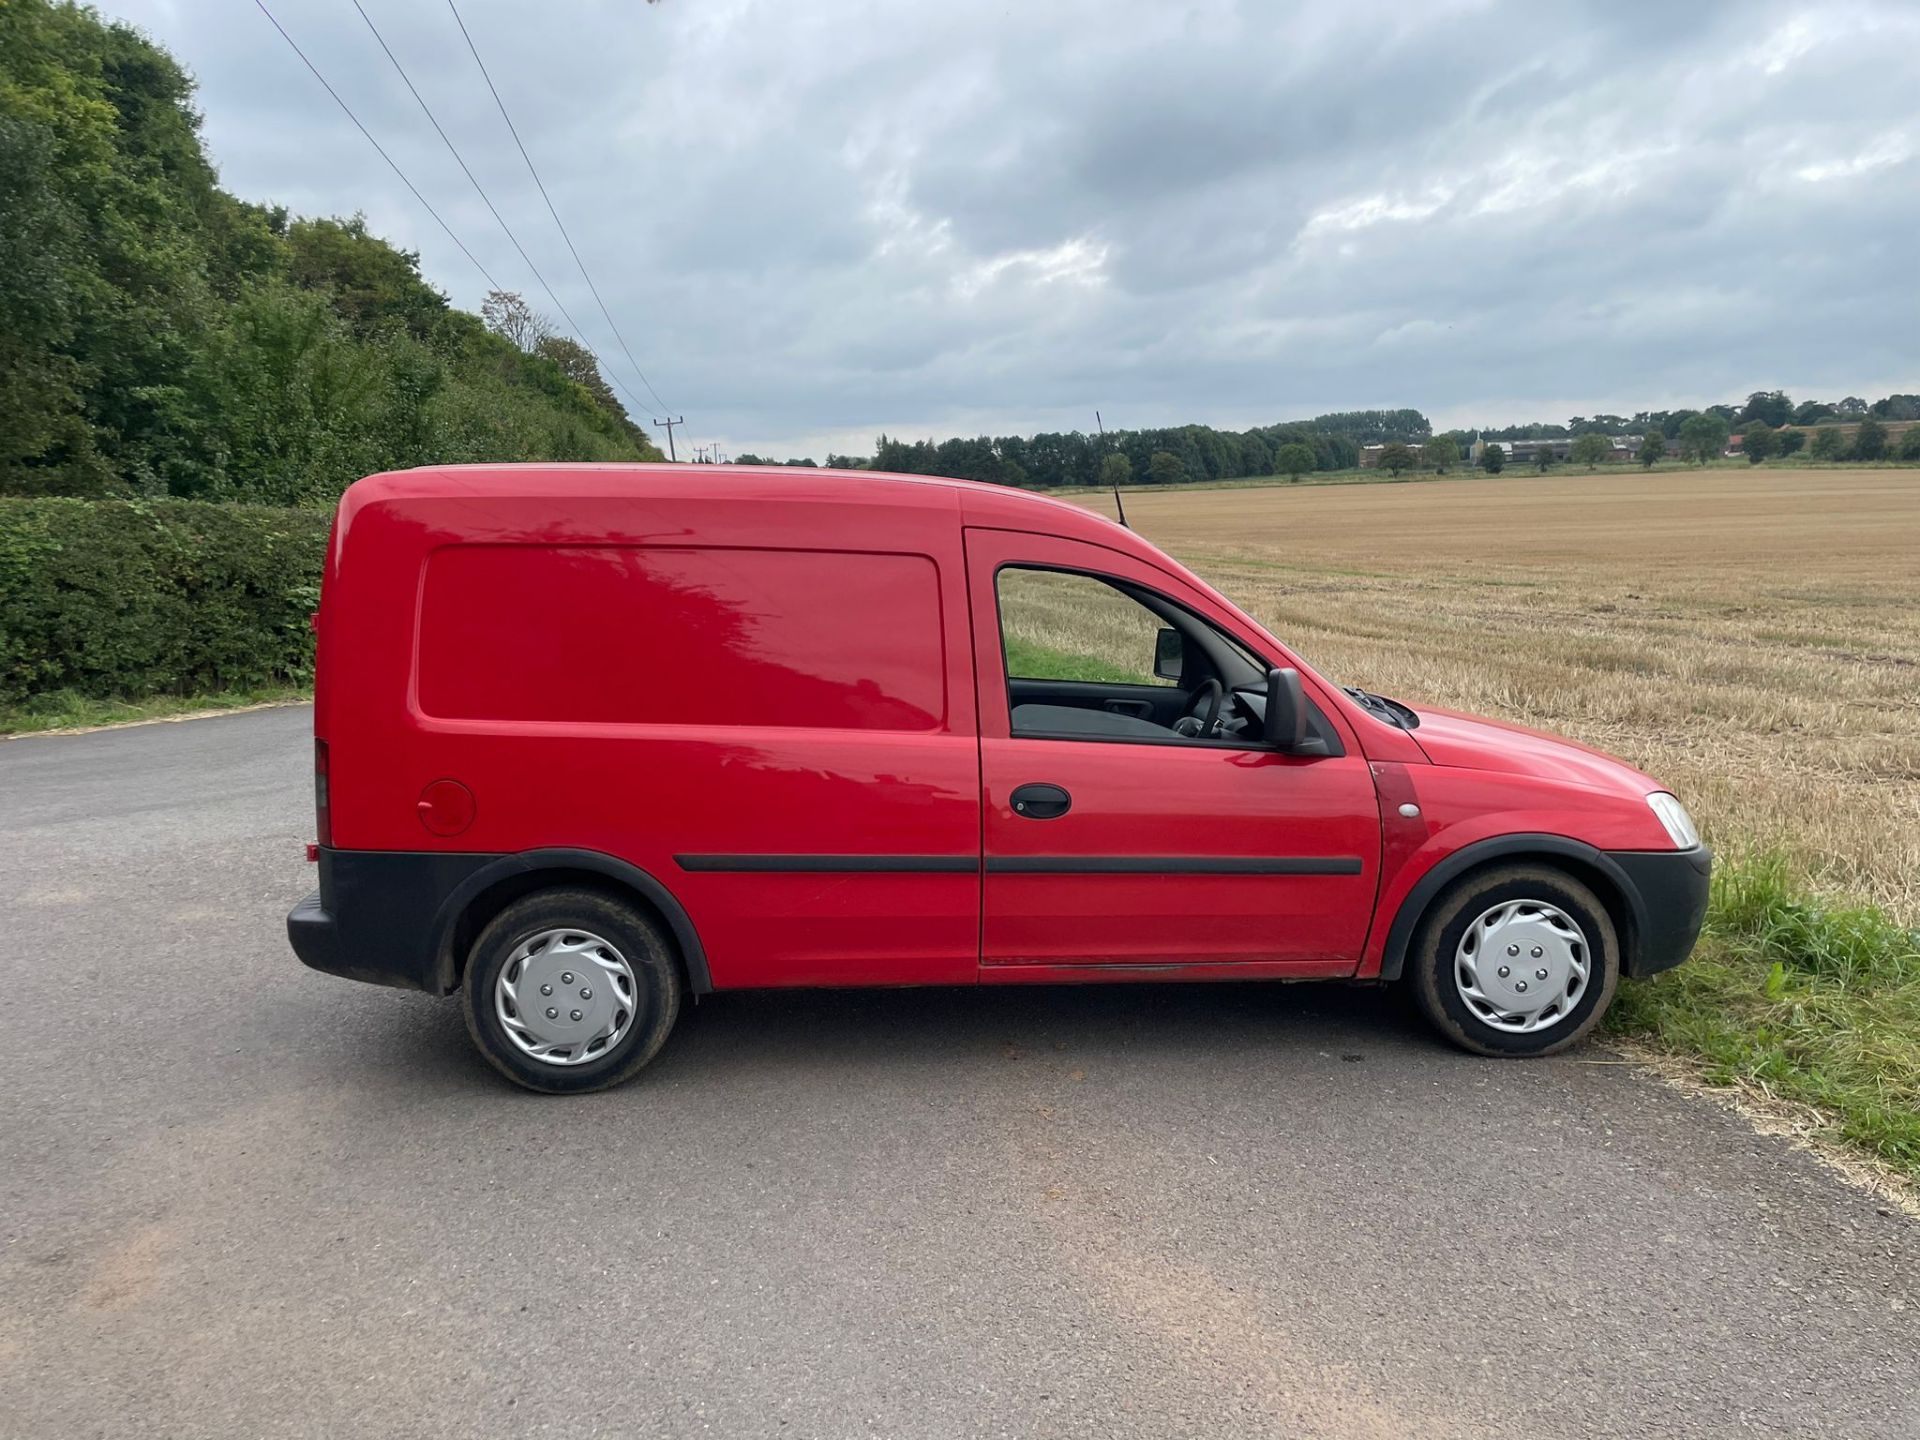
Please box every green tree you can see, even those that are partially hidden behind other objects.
[1678,413,1730,465]
[1850,417,1888,461]
[1534,445,1556,472]
[1376,443,1416,477]
[534,335,611,404]
[0,113,107,493]
[288,217,446,337]
[1898,426,1920,461]
[1776,428,1805,457]
[1638,430,1666,467]
[1425,433,1458,473]
[1307,410,1431,444]
[0,1,658,503]
[1273,442,1316,481]
[1146,450,1186,485]
[1740,422,1777,464]
[1809,425,1845,461]
[1098,452,1133,488]
[1570,433,1611,469]
[1481,442,1505,473]
[1738,390,1793,428]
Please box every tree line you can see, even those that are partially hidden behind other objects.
[0,1,657,506]
[746,390,1917,487]
[741,411,1438,490]
[1477,390,1920,442]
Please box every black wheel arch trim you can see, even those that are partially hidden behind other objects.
[1377,833,1675,982]
[428,848,712,996]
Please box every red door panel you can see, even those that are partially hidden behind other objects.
[964,527,1381,975]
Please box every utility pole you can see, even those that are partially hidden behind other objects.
[652,415,685,462]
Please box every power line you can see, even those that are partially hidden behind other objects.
[251,0,500,293]
[445,0,675,416]
[347,0,653,422]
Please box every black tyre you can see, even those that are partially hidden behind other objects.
[1408,864,1619,1058]
[461,887,682,1094]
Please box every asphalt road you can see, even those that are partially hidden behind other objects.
[1,705,1915,1438]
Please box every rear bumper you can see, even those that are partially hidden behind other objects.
[1606,845,1712,977]
[287,847,499,994]
[287,888,347,978]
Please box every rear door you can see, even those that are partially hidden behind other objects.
[965,527,1381,976]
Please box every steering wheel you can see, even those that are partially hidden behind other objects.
[1172,678,1224,738]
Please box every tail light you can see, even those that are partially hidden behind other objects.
[314,738,332,848]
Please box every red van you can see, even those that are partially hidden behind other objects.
[288,464,1709,1092]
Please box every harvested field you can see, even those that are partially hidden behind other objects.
[1075,467,1920,919]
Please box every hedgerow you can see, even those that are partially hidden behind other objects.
[0,498,326,705]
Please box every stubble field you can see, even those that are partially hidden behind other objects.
[1069,466,1920,1175]
[1099,466,1920,919]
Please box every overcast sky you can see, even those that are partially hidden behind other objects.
[108,0,1918,458]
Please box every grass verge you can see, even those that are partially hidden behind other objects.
[1610,849,1920,1184]
[0,685,310,737]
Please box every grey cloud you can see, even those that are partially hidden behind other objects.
[107,0,1920,456]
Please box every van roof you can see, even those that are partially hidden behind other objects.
[343,461,1156,559]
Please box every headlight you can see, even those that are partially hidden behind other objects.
[1646,792,1700,849]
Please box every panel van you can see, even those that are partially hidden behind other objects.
[287,464,1710,1092]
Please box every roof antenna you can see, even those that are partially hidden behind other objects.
[1097,410,1129,528]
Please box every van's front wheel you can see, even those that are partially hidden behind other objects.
[462,888,682,1093]
[1408,864,1619,1057]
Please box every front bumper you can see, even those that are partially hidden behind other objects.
[1606,844,1712,977]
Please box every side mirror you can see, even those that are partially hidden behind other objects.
[1153,627,1183,681]
[1265,666,1310,751]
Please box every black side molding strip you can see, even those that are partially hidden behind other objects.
[676,854,1365,876]
[987,856,1364,876]
[675,854,978,873]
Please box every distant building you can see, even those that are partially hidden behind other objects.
[1356,434,1653,469]
[1466,435,1644,465]
[1357,439,1479,468]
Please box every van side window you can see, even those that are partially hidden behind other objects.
[995,568,1176,686]
[418,545,947,731]
[994,565,1276,747]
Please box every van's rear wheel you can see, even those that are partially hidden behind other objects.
[462,888,682,1093]
[1408,864,1619,1057]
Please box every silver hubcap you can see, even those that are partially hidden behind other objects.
[1454,899,1590,1034]
[495,928,637,1066]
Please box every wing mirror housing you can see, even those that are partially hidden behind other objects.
[1153,627,1183,681]
[1265,666,1312,752]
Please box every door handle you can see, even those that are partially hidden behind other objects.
[1103,699,1153,718]
[1010,783,1072,820]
